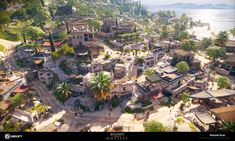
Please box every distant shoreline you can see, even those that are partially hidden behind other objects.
[146,7,235,40]
[145,3,235,10]
[187,26,235,40]
[148,6,235,10]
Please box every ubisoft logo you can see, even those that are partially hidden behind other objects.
[5,134,11,140]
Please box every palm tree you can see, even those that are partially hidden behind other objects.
[90,72,112,101]
[215,31,229,47]
[55,83,72,104]
[220,121,235,132]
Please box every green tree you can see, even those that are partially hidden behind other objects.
[51,51,60,60]
[3,120,21,132]
[215,31,229,47]
[52,44,74,60]
[55,83,72,104]
[176,61,190,74]
[21,26,27,43]
[179,31,189,41]
[11,8,28,21]
[33,6,51,30]
[145,69,154,77]
[60,44,75,56]
[199,37,213,50]
[230,28,235,37]
[67,0,78,7]
[49,32,55,52]
[9,93,25,108]
[216,76,231,89]
[90,71,112,101]
[88,20,100,31]
[40,0,45,7]
[143,120,167,132]
[57,0,65,5]
[20,20,32,43]
[59,59,71,74]
[180,92,190,104]
[25,26,45,41]
[0,44,5,52]
[48,3,57,17]
[160,25,169,40]
[181,39,197,52]
[221,121,235,132]
[23,0,43,18]
[58,31,68,41]
[0,10,10,29]
[206,46,226,62]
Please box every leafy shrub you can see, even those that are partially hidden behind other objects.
[188,122,197,132]
[0,44,5,52]
[125,107,144,113]
[143,120,167,132]
[28,104,47,114]
[176,117,184,124]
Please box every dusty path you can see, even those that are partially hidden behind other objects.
[0,39,21,50]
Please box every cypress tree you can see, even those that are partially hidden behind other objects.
[115,18,118,27]
[65,21,70,33]
[88,49,92,62]
[49,32,55,52]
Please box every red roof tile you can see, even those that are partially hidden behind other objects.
[43,42,62,47]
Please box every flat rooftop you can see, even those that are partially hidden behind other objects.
[172,49,194,56]
[162,66,177,74]
[226,40,235,47]
[71,24,91,32]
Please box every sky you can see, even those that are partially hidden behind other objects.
[133,0,235,6]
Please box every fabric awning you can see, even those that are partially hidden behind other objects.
[208,89,235,98]
[152,93,163,100]
[43,41,62,47]
[190,91,212,99]
[190,89,235,99]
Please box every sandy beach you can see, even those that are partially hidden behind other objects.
[188,26,235,40]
